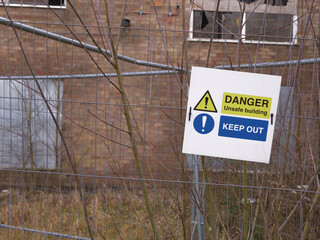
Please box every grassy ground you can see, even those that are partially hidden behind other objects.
[0,170,319,239]
[0,186,186,239]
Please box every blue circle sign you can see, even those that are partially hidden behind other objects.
[193,113,215,134]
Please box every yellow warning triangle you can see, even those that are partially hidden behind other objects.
[194,90,217,113]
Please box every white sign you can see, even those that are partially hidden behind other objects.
[182,67,281,163]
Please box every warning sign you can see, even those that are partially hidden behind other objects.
[182,67,282,164]
[194,91,217,113]
[221,93,272,119]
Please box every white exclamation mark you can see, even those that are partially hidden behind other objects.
[202,115,207,132]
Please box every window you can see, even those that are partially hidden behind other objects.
[190,0,297,44]
[1,0,66,8]
[0,79,63,169]
[193,11,241,40]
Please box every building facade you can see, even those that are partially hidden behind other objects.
[0,0,318,176]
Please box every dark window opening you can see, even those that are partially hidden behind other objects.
[193,11,241,40]
[192,10,294,43]
[48,0,64,6]
[264,0,289,6]
[10,0,45,4]
[239,0,289,6]
[245,13,293,42]
[9,0,65,6]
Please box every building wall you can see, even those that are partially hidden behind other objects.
[0,0,318,175]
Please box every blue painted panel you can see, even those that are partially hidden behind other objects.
[218,115,268,141]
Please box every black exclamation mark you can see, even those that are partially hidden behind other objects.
[205,97,208,109]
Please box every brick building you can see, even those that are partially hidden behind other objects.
[0,0,318,176]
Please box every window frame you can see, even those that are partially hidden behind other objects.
[1,0,67,9]
[189,10,298,45]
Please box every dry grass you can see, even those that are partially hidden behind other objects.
[0,186,186,240]
[0,170,319,239]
